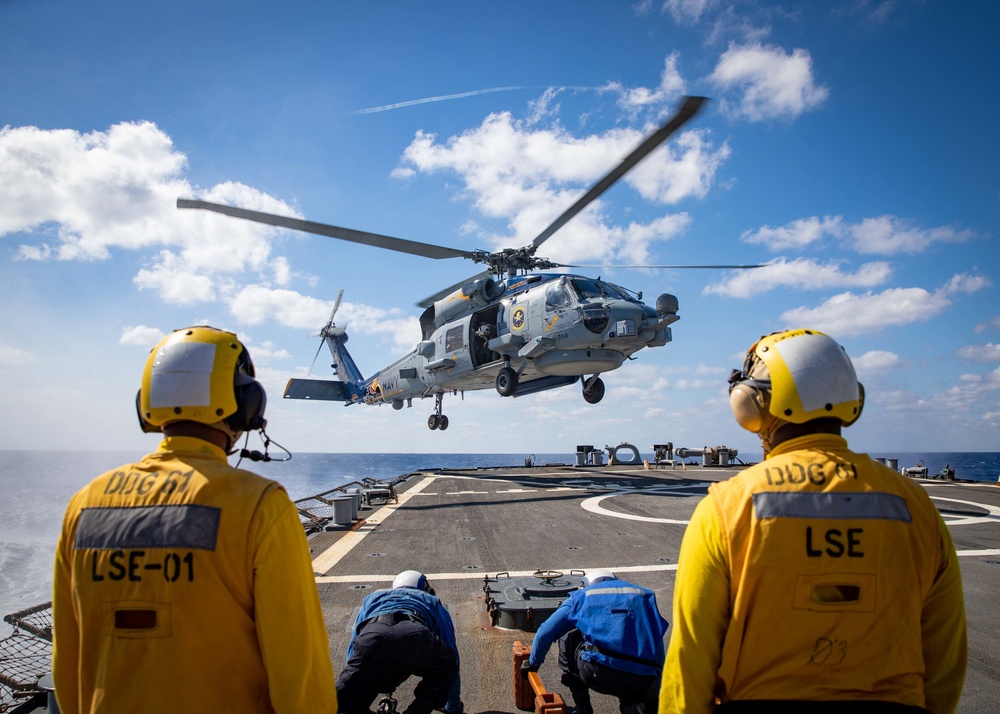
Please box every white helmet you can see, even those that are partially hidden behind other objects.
[393,570,430,591]
[583,569,615,586]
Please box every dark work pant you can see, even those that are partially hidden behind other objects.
[557,629,660,714]
[336,619,459,714]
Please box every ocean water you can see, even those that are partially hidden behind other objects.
[1,449,997,638]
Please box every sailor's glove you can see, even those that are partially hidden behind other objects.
[521,661,539,674]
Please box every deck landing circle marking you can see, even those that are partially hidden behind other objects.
[929,496,1000,526]
[580,484,708,524]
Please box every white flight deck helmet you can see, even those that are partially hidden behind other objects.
[728,328,864,454]
[583,569,616,586]
[393,570,431,592]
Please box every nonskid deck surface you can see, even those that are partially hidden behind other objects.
[309,464,1000,714]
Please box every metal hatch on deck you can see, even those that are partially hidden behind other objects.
[483,570,585,632]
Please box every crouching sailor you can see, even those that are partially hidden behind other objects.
[337,570,463,714]
[522,569,668,714]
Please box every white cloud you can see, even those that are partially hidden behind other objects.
[974,316,1000,333]
[941,272,991,296]
[1,123,303,311]
[662,0,719,24]
[780,273,991,336]
[0,341,35,366]
[708,43,828,121]
[0,122,186,259]
[397,111,729,264]
[852,349,903,377]
[703,257,891,298]
[119,325,166,348]
[956,343,1000,362]
[228,286,420,352]
[742,214,977,255]
[741,216,845,251]
[613,53,688,115]
[849,215,975,254]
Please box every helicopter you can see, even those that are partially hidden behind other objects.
[178,96,760,430]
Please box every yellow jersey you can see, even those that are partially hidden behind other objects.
[660,434,966,713]
[53,436,337,713]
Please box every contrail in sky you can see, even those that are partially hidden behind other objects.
[348,85,605,115]
[348,87,531,115]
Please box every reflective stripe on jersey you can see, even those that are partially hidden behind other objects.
[75,505,221,550]
[585,586,646,597]
[752,491,912,522]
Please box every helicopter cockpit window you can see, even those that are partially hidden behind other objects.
[570,278,604,300]
[545,280,573,312]
[599,282,627,300]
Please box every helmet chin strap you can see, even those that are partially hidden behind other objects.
[756,411,786,457]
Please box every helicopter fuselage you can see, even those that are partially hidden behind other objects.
[306,273,679,421]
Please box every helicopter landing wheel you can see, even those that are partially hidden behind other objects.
[496,366,518,397]
[437,415,449,431]
[427,414,440,430]
[582,376,605,404]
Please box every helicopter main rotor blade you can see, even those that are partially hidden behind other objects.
[329,289,344,323]
[528,95,707,253]
[177,199,474,261]
[553,263,766,269]
[308,339,325,375]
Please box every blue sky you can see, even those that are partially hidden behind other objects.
[1,0,998,456]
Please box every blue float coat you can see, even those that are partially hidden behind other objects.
[528,578,669,677]
[348,587,461,709]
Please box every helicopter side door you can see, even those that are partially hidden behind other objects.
[426,318,474,384]
[469,305,501,368]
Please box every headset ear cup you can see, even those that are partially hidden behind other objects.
[730,383,766,433]
[135,390,161,434]
[227,379,267,432]
[843,381,865,427]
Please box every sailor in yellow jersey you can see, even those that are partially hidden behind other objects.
[660,328,967,713]
[53,326,338,713]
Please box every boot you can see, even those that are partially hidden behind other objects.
[568,685,594,714]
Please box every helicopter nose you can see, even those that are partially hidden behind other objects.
[656,293,679,316]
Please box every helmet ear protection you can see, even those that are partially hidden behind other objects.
[227,375,267,432]
[729,379,769,433]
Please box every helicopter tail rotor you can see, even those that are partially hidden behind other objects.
[308,289,346,375]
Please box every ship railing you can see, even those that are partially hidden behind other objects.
[0,602,53,713]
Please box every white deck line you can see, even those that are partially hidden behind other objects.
[310,475,438,574]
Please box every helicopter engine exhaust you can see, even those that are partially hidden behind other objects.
[462,276,505,307]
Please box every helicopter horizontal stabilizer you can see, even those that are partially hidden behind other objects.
[283,378,355,402]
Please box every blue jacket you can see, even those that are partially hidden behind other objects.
[528,578,669,677]
[348,587,461,708]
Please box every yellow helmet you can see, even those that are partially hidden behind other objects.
[729,329,863,442]
[136,326,266,435]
